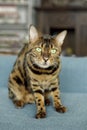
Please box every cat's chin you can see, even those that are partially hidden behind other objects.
[34,62,51,68]
[38,64,50,69]
[34,61,51,68]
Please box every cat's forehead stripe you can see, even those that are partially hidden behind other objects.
[41,35,54,48]
[43,38,50,48]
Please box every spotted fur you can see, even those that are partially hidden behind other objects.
[8,25,67,118]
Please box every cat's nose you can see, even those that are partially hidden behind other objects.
[43,57,49,62]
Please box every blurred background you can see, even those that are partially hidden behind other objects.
[0,0,87,56]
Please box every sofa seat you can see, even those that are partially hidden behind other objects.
[0,55,87,130]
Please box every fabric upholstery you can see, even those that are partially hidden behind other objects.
[0,55,87,130]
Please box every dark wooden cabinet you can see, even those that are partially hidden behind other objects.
[35,6,87,56]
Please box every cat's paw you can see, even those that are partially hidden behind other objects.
[55,105,67,113]
[45,99,50,106]
[35,111,46,119]
[13,100,25,108]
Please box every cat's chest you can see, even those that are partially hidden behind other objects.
[40,80,50,89]
[38,75,56,90]
[30,71,58,90]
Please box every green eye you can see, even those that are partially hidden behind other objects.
[51,49,56,54]
[36,47,41,52]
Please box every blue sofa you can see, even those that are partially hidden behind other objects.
[0,55,87,130]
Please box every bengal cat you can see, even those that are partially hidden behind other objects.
[8,25,67,119]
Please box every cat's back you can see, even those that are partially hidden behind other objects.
[18,43,28,60]
[14,43,28,68]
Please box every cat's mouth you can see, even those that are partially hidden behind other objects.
[33,58,51,68]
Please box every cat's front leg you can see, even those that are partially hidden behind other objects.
[32,86,46,119]
[51,87,67,113]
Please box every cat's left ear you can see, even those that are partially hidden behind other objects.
[55,30,67,46]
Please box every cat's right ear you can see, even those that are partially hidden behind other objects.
[29,25,39,43]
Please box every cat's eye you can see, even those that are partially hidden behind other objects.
[36,47,41,52]
[51,49,57,54]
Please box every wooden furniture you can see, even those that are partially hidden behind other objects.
[35,6,87,56]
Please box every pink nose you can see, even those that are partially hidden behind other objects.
[43,57,48,62]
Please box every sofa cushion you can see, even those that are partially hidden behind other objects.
[60,56,87,93]
[0,55,87,130]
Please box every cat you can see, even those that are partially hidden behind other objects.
[8,25,67,119]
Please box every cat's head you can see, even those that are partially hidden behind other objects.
[27,25,67,68]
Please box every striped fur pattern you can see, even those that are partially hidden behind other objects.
[8,25,67,119]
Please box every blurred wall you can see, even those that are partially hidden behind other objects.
[28,0,41,25]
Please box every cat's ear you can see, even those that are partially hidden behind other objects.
[29,25,39,43]
[55,30,67,46]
